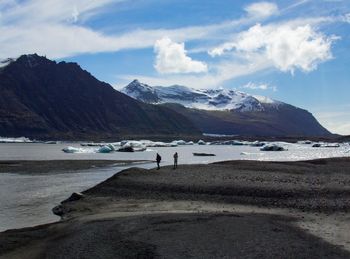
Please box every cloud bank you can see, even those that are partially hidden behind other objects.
[154,38,208,74]
[209,23,336,74]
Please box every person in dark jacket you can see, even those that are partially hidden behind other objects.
[173,152,178,169]
[156,153,161,169]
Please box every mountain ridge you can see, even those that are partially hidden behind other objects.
[0,54,201,140]
[121,79,331,137]
[122,79,281,112]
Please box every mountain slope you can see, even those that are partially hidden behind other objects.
[0,55,200,139]
[122,80,331,137]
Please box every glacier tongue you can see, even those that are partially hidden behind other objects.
[121,80,279,112]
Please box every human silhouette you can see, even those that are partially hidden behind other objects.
[156,153,161,170]
[173,152,178,169]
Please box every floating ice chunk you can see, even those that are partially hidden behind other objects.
[197,140,206,145]
[173,140,187,145]
[121,141,147,151]
[80,142,105,147]
[0,136,33,143]
[62,146,96,153]
[44,141,59,144]
[62,146,83,153]
[312,143,340,148]
[98,145,113,153]
[249,141,265,147]
[260,144,286,151]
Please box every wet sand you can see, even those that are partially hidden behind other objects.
[1,158,350,258]
[0,160,150,174]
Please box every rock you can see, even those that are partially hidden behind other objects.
[193,153,216,156]
[62,192,84,203]
[52,205,71,216]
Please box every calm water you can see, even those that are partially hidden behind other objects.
[0,142,349,232]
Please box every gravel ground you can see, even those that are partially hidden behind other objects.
[1,157,350,258]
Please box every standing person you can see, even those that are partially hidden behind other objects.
[173,152,178,169]
[156,153,161,170]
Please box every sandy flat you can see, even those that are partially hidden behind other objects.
[0,160,150,174]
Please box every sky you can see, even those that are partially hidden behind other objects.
[1,0,350,135]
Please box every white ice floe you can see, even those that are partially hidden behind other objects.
[0,136,33,143]
[62,146,94,153]
[312,143,340,148]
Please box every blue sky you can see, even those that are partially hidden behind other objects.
[1,0,350,135]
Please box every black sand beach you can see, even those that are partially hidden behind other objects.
[1,158,350,258]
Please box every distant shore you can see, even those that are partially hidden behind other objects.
[1,158,350,258]
[1,132,346,144]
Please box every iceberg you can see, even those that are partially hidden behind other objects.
[249,141,265,147]
[297,140,312,144]
[260,144,286,151]
[118,145,134,152]
[81,143,105,147]
[120,141,147,151]
[173,140,187,145]
[197,140,206,145]
[312,143,340,148]
[62,146,84,153]
[0,136,33,143]
[98,145,113,153]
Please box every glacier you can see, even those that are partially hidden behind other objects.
[121,79,281,112]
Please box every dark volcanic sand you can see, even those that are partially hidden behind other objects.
[1,158,350,258]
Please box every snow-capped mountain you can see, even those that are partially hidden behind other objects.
[0,58,17,68]
[122,79,280,112]
[121,80,331,136]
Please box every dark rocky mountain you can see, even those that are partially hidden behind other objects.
[0,54,200,140]
[122,80,331,137]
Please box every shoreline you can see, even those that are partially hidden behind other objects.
[1,157,350,258]
[0,159,152,174]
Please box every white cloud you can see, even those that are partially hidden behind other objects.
[154,37,208,74]
[209,22,337,74]
[72,6,79,23]
[0,0,237,59]
[342,13,350,23]
[0,0,282,60]
[242,82,277,91]
[117,54,271,89]
[244,2,279,18]
[316,113,350,135]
